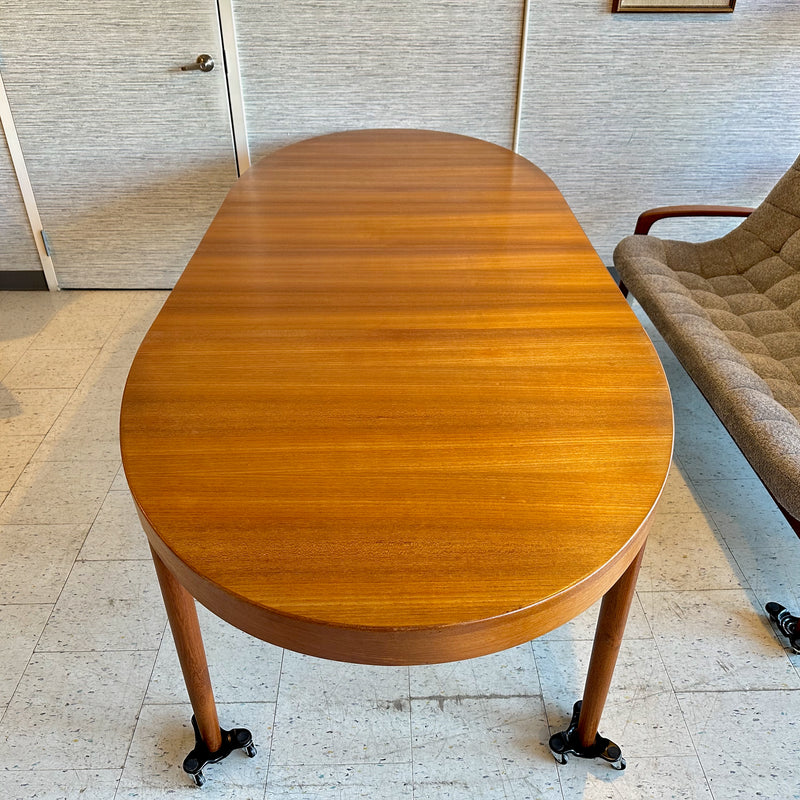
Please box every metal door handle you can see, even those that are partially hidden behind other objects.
[181,55,214,72]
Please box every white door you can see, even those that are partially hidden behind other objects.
[0,2,238,288]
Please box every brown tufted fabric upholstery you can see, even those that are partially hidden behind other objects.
[614,154,800,520]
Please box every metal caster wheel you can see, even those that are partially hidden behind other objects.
[549,700,626,770]
[182,715,256,786]
[766,602,800,653]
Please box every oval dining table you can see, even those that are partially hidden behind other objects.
[120,129,673,786]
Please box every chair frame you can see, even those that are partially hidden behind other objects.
[619,204,799,653]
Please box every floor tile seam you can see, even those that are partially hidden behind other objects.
[0,601,54,611]
[635,584,702,760]
[0,601,57,608]
[117,634,164,790]
[32,647,162,656]
[0,520,92,529]
[632,590,658,641]
[0,599,52,713]
[29,306,133,342]
[77,556,154,563]
[5,377,102,392]
[140,698,280,707]
[263,647,285,798]
[0,766,122,773]
[723,548,793,642]
[103,300,148,348]
[407,692,543,703]
[643,330,722,800]
[642,527,753,594]
[0,329,37,384]
[13,511,97,685]
[651,507,722,519]
[73,556,153,563]
[674,686,800,695]
[635,586,756,597]
[638,583,794,660]
[527,640,567,800]
[33,418,124,438]
[26,341,118,352]
[6,507,105,604]
[535,635,653,643]
[3,582,78,712]
[5,458,121,536]
[23,382,83,463]
[26,456,123,467]
[635,583,791,665]
[671,692,733,800]
[407,664,415,800]
[0,432,77,501]
[670,455,713,516]
[268,759,413,768]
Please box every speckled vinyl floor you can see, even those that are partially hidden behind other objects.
[1,290,798,799]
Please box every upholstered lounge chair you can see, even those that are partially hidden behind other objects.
[614,154,800,653]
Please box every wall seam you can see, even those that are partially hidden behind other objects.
[512,0,531,153]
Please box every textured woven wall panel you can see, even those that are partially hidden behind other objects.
[232,0,523,164]
[0,3,238,288]
[519,0,800,265]
[0,114,41,273]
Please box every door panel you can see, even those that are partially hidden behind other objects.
[0,3,238,288]
[232,0,523,164]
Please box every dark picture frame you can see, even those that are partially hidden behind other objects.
[612,0,735,11]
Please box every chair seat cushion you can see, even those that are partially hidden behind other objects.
[615,225,800,519]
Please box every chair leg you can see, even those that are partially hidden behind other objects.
[766,602,800,653]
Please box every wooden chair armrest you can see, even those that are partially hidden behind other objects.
[634,205,755,236]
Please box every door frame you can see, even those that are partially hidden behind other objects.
[217,0,251,173]
[0,72,59,291]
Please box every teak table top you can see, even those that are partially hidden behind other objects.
[120,129,673,666]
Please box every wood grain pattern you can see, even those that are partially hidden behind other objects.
[633,204,754,235]
[121,130,673,665]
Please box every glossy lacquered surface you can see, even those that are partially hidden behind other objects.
[120,130,673,664]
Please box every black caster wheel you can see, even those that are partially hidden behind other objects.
[182,715,256,786]
[549,700,626,770]
[766,602,800,654]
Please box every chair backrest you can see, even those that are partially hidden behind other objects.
[664,155,800,283]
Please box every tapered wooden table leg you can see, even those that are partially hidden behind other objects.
[150,547,258,786]
[549,543,647,770]
[578,544,645,745]
[149,546,222,752]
